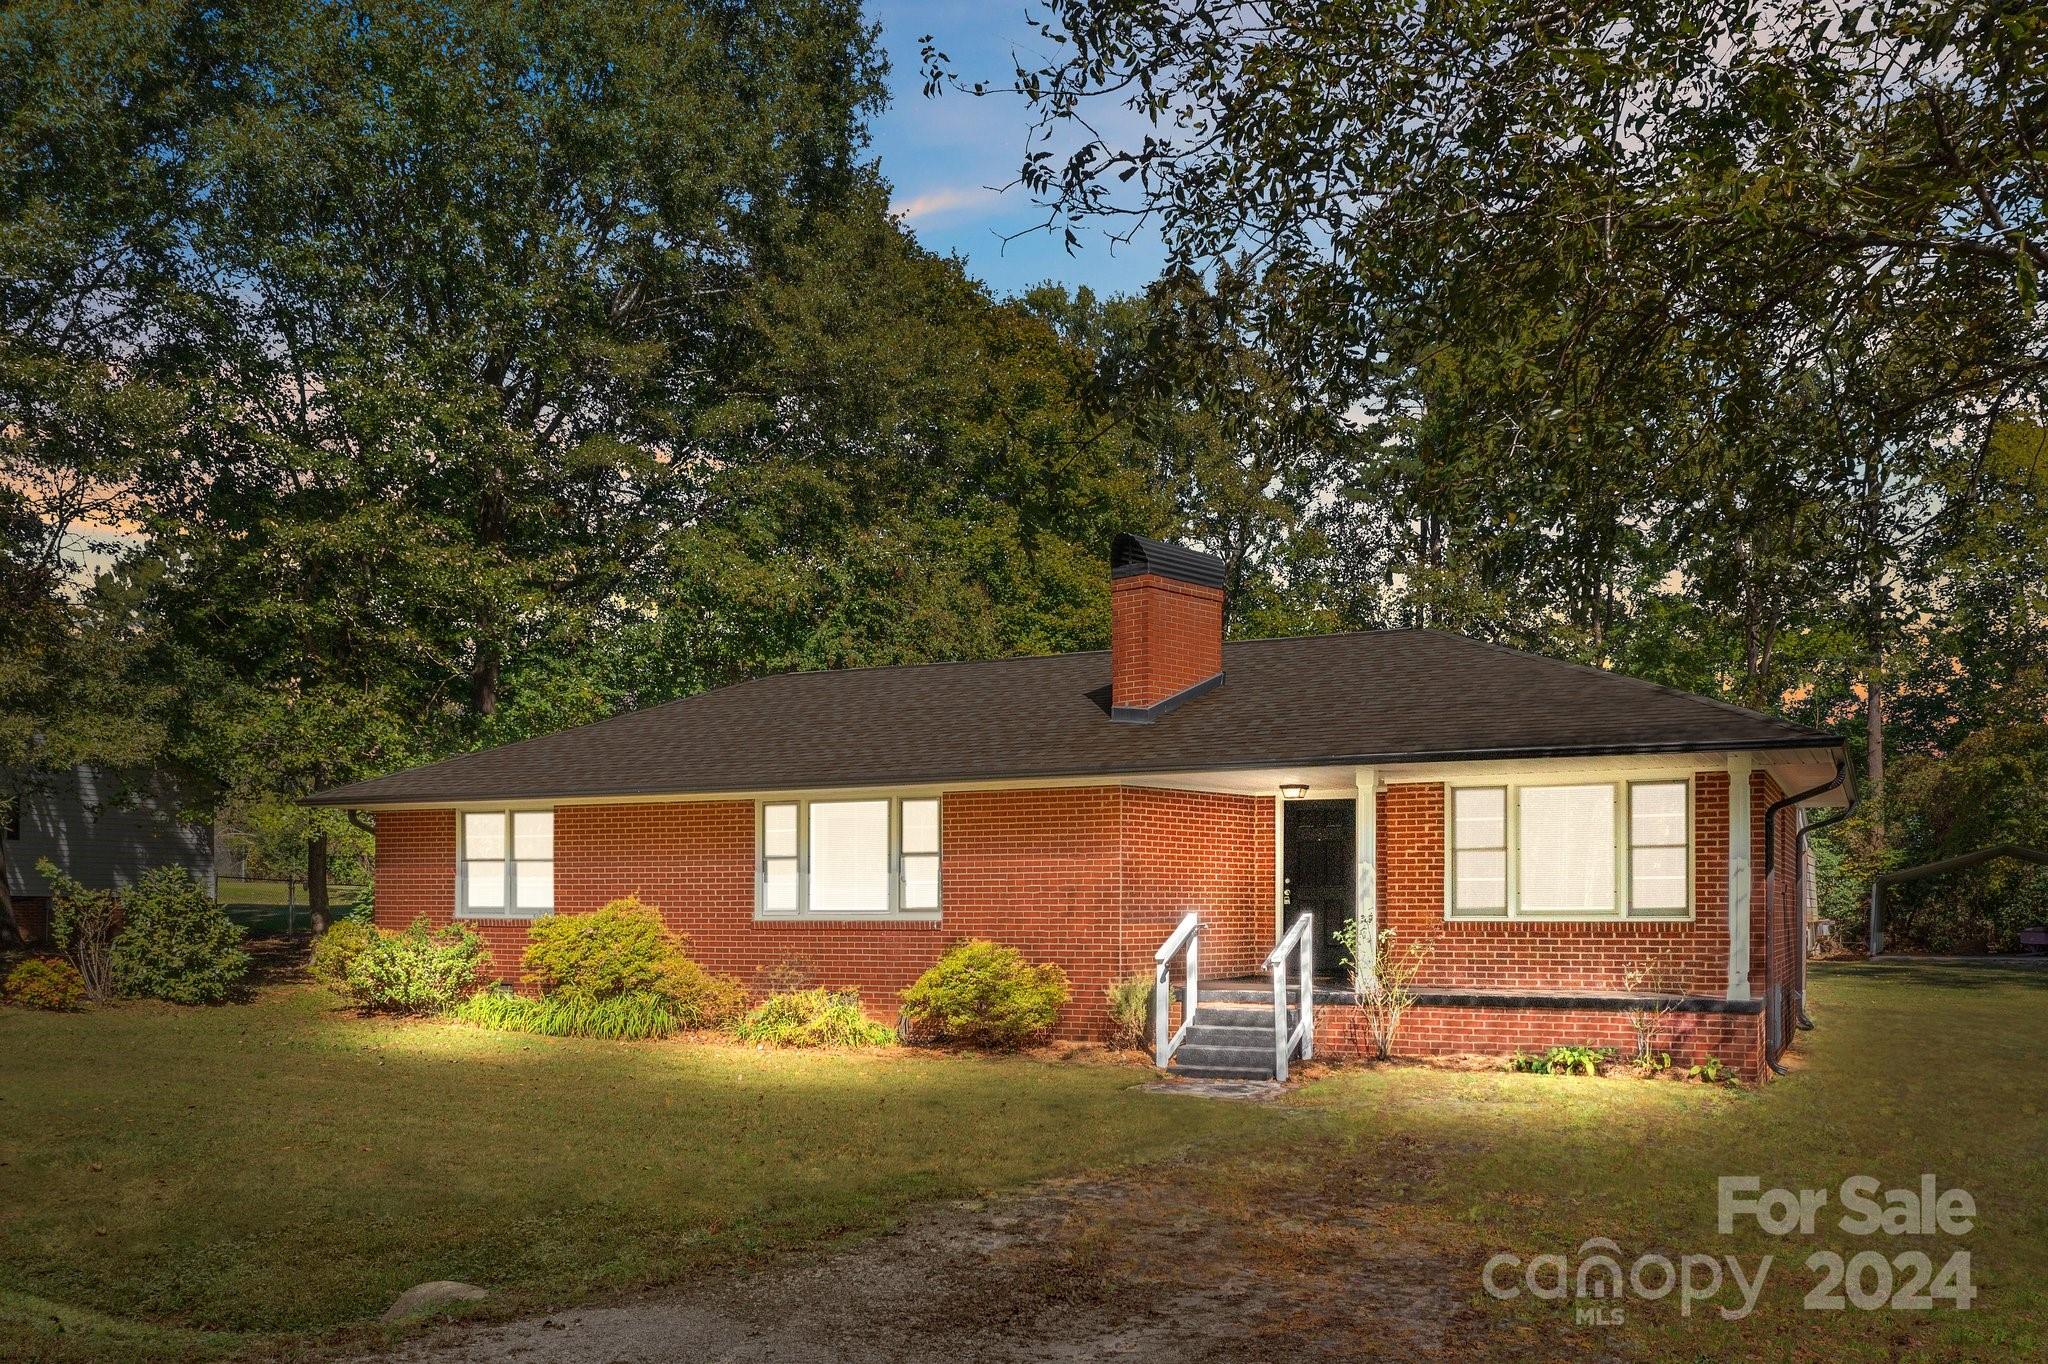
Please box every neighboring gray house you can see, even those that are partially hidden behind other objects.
[4,766,214,942]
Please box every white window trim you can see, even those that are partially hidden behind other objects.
[456,808,556,920]
[1445,775,1694,923]
[755,795,942,921]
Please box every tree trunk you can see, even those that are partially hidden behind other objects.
[307,832,329,936]
[472,648,499,717]
[1866,654,1887,843]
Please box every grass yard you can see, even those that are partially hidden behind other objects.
[1270,960,2048,1359]
[214,880,366,937]
[1,962,2042,1361]
[0,984,1266,1361]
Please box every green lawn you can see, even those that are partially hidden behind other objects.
[1268,960,2048,1359]
[1,962,2041,1361]
[214,879,366,937]
[0,984,1265,1361]
[214,879,365,907]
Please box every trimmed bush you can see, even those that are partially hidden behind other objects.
[1104,971,1153,1051]
[652,954,749,1029]
[309,918,378,991]
[899,939,1070,1049]
[344,919,484,1014]
[453,989,680,1041]
[339,887,375,924]
[518,896,747,1032]
[5,957,87,1011]
[520,896,673,1002]
[733,989,895,1048]
[109,867,249,1005]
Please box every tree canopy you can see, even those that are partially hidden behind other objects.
[4,0,2042,950]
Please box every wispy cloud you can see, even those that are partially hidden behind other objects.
[890,185,999,224]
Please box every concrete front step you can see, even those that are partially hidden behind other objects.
[1169,1011,1293,1080]
[1187,1008,1296,1032]
[1181,983,1330,1006]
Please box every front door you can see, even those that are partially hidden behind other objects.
[1283,798,1354,976]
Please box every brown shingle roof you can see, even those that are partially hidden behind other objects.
[307,629,1838,806]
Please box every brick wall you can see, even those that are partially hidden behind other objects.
[373,786,1272,1042]
[1317,1001,1765,1077]
[1326,771,1771,1080]
[1374,773,1733,996]
[8,896,52,944]
[1119,787,1274,980]
[369,767,1778,1074]
[1110,572,1224,709]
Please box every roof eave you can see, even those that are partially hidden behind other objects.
[304,732,1843,809]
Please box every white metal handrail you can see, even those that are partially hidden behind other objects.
[1154,911,1203,1068]
[1264,913,1315,1081]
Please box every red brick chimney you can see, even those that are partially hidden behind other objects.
[1109,533,1227,721]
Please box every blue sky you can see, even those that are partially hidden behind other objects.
[865,1,1166,299]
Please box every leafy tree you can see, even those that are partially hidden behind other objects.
[8,0,891,921]
[947,0,2045,781]
[0,2,184,943]
[222,794,372,932]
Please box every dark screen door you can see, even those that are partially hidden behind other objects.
[1283,798,1354,974]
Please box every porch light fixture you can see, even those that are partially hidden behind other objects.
[1280,784,1309,800]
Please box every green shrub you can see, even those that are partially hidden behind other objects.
[36,860,119,1000]
[453,989,680,1040]
[108,867,249,1005]
[652,953,749,1029]
[733,989,895,1048]
[309,918,378,991]
[520,896,674,1002]
[1507,1044,1614,1076]
[517,896,746,1030]
[339,887,375,924]
[1104,971,1153,1050]
[899,939,1070,1049]
[344,919,484,1014]
[4,957,87,1011]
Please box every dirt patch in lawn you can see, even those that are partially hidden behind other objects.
[363,1150,1501,1363]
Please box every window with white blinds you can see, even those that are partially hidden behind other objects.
[757,796,941,918]
[1518,785,1616,915]
[460,810,554,918]
[1628,781,1691,916]
[1446,778,1691,920]
[1449,787,1508,917]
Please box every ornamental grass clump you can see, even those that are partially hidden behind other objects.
[733,988,896,1048]
[899,939,1070,1049]
[453,989,681,1041]
[1104,970,1153,1051]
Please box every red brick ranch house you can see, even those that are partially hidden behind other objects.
[310,535,1849,1082]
